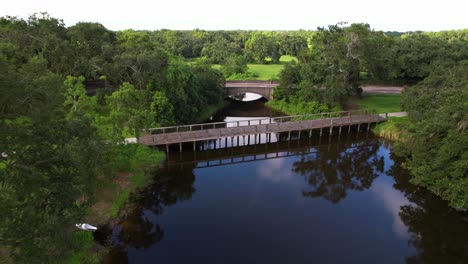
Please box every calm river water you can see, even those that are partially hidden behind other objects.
[103,100,468,264]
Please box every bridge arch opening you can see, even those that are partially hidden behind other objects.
[227,92,267,102]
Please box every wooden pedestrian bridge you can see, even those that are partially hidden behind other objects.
[139,110,387,152]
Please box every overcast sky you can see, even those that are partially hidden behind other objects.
[2,0,467,31]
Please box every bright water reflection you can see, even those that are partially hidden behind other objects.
[103,133,468,264]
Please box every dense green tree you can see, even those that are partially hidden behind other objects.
[398,60,468,209]
[63,75,97,118]
[191,64,224,104]
[67,22,116,78]
[276,23,396,108]
[106,48,169,89]
[279,34,308,56]
[106,82,152,139]
[151,91,175,127]
[201,35,242,64]
[245,32,280,63]
[220,55,249,78]
[0,54,108,263]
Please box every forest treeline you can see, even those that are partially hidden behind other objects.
[0,13,467,263]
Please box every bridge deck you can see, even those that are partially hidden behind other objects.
[139,110,386,147]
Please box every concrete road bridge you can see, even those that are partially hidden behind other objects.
[224,80,277,100]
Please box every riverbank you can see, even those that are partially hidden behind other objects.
[68,145,166,263]
[69,98,230,263]
[265,99,335,116]
[372,116,409,141]
[196,101,230,123]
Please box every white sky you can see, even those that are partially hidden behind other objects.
[2,0,467,31]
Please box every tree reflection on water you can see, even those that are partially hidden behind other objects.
[387,153,468,264]
[293,137,384,203]
[103,164,196,263]
[103,136,468,264]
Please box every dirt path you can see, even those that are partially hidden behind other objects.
[361,85,403,94]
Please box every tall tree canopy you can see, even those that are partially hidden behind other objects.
[399,60,468,209]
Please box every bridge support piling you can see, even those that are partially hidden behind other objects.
[320,127,323,136]
[309,130,312,138]
[193,141,196,151]
[329,126,333,135]
[357,123,361,133]
[179,143,182,152]
[339,126,342,135]
[298,130,302,139]
[287,131,291,141]
[348,124,351,134]
[166,144,169,153]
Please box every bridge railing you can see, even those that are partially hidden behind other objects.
[148,109,379,135]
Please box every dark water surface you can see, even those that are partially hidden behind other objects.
[103,101,468,264]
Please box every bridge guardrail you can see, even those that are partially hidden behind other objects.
[147,109,379,135]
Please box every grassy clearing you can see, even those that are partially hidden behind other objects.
[67,232,99,264]
[373,116,409,140]
[199,55,297,81]
[279,55,298,63]
[352,95,401,113]
[266,99,337,116]
[110,190,130,217]
[247,64,284,80]
[245,56,296,80]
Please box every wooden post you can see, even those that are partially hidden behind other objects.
[320,127,323,136]
[339,126,342,135]
[166,144,169,153]
[309,130,312,138]
[287,131,291,141]
[298,130,301,139]
[193,141,196,151]
[179,143,182,153]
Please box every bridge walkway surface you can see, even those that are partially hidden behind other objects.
[138,110,387,152]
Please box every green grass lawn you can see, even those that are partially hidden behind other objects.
[352,95,402,113]
[247,64,284,80]
[247,55,297,80]
[194,55,296,80]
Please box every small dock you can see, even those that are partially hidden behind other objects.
[138,110,386,152]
